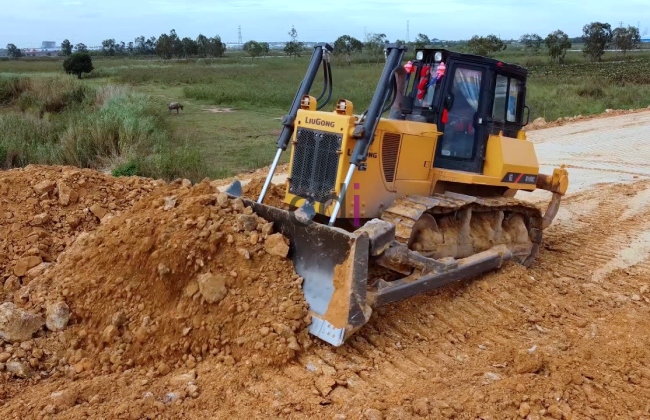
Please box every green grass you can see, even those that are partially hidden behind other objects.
[0,75,206,181]
[1,48,649,180]
[524,58,650,121]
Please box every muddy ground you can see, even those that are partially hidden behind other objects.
[1,111,650,419]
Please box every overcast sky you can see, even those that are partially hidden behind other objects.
[2,0,649,48]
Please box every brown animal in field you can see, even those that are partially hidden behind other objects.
[168,102,184,113]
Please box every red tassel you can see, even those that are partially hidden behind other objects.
[442,108,448,124]
[416,79,427,100]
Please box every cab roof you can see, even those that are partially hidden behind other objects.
[413,47,527,78]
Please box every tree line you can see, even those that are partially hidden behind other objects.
[516,22,641,63]
[3,21,643,64]
[5,29,228,60]
[313,22,641,65]
[242,26,303,58]
[325,22,641,65]
[63,29,228,59]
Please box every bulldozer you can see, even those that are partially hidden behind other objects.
[224,43,568,346]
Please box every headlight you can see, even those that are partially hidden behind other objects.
[434,52,442,62]
[416,51,423,60]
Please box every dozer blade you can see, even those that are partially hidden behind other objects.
[239,197,372,346]
[224,181,532,347]
[235,198,519,347]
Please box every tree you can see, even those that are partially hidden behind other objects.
[6,44,22,59]
[467,34,506,57]
[169,29,183,58]
[364,32,388,62]
[74,43,88,52]
[612,24,641,56]
[134,36,146,55]
[63,52,94,79]
[101,39,116,56]
[208,35,226,57]
[61,39,72,56]
[155,33,173,59]
[414,33,431,49]
[284,26,304,58]
[243,40,265,57]
[519,33,543,55]
[545,30,571,63]
[196,34,210,57]
[582,22,612,62]
[181,37,198,57]
[333,35,363,65]
[112,41,125,55]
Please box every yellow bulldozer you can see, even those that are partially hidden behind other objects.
[225,43,568,346]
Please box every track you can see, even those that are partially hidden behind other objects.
[379,193,544,266]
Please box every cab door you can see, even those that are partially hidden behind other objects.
[433,60,491,174]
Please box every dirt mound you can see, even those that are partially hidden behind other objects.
[525,105,650,131]
[242,176,290,210]
[208,164,290,189]
[8,179,310,380]
[1,165,158,288]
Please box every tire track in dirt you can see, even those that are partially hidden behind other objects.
[280,179,650,418]
[541,181,650,283]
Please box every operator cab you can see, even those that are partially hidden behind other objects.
[396,48,530,174]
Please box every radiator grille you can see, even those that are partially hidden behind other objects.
[381,132,401,182]
[289,128,342,203]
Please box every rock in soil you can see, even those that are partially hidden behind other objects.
[0,302,44,342]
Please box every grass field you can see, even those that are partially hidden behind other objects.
[1,47,649,181]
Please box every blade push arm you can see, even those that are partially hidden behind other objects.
[258,43,333,203]
[328,44,408,226]
[350,44,408,166]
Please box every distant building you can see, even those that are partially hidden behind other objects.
[41,41,56,50]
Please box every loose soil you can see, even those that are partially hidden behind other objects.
[2,113,650,419]
[524,105,650,131]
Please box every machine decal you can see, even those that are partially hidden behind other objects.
[501,172,537,184]
[347,149,377,158]
[305,117,335,128]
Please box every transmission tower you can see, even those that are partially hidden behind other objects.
[238,25,242,45]
[407,20,410,43]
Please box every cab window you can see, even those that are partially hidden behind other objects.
[492,74,523,123]
[507,79,521,122]
[492,75,507,121]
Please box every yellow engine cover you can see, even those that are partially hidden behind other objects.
[282,106,540,221]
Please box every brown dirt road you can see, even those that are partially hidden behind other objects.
[1,111,650,419]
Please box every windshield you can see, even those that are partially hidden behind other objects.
[413,61,446,108]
